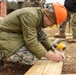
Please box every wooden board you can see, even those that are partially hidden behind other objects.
[45,32,73,41]
[47,33,72,37]
[48,37,73,41]
[55,33,72,36]
[24,60,63,75]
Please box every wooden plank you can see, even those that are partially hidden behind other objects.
[47,33,72,37]
[24,60,63,75]
[25,60,48,75]
[48,37,73,41]
[55,33,72,36]
[46,32,73,41]
[46,61,63,75]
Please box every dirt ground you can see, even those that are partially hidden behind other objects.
[0,26,76,75]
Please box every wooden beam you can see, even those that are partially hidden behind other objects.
[24,60,63,75]
[55,33,72,36]
[48,37,73,41]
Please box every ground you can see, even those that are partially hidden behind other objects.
[0,26,76,75]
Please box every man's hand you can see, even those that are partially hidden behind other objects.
[54,50,65,61]
[52,46,65,61]
[44,51,65,62]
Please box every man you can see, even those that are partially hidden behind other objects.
[0,3,67,66]
[54,0,76,39]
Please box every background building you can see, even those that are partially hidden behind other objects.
[0,1,7,17]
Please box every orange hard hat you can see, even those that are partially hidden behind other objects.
[52,3,68,25]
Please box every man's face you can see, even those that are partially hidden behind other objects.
[43,14,55,28]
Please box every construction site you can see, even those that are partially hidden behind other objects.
[0,0,76,75]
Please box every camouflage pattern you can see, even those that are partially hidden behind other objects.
[7,46,38,65]
[71,13,76,38]
[22,0,46,8]
[59,12,70,32]
[59,12,76,38]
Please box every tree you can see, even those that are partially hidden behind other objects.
[7,1,17,9]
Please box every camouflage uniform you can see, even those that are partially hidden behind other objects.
[58,0,76,38]
[7,46,38,65]
[71,13,76,38]
[22,0,46,8]
[0,8,52,65]
[11,0,46,65]
[59,12,70,33]
[59,12,76,38]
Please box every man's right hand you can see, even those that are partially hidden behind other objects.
[44,51,64,62]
